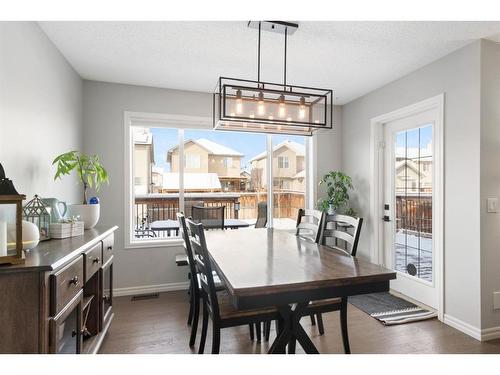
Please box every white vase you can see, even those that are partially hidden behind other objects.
[68,204,100,229]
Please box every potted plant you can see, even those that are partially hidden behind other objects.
[53,151,109,229]
[317,171,353,215]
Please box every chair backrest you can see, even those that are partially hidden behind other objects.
[255,202,267,228]
[192,205,225,230]
[185,201,204,217]
[177,213,198,286]
[295,208,324,243]
[319,214,363,256]
[185,217,220,319]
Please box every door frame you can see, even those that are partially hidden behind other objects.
[369,94,444,321]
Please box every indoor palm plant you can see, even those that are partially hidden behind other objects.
[317,171,353,215]
[53,151,109,229]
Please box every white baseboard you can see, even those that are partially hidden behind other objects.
[443,314,481,341]
[443,314,500,341]
[114,281,190,297]
[480,326,500,341]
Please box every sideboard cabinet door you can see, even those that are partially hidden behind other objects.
[49,291,83,354]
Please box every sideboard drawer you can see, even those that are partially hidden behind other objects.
[84,243,102,282]
[102,233,114,265]
[50,256,84,316]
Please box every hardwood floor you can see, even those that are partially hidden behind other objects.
[99,290,500,354]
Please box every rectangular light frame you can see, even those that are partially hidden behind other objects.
[213,77,333,136]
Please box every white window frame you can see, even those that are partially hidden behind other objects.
[124,111,315,249]
[185,153,201,169]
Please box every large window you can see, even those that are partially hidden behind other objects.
[126,114,312,246]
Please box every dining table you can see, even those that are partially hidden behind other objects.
[203,228,396,354]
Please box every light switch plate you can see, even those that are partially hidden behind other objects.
[487,198,498,213]
[494,292,500,310]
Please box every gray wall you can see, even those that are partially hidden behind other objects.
[480,39,500,331]
[341,41,482,329]
[82,80,341,290]
[0,22,83,203]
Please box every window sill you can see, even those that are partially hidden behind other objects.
[124,238,184,250]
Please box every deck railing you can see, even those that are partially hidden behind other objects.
[134,191,305,229]
[395,195,432,234]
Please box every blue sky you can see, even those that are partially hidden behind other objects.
[151,128,305,172]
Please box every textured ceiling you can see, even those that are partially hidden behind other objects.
[39,21,500,104]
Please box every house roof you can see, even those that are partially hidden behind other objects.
[294,170,306,179]
[162,172,221,190]
[167,138,243,160]
[249,140,305,163]
[133,127,153,144]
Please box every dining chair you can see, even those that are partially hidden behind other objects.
[254,202,267,228]
[290,213,363,354]
[185,217,281,354]
[192,205,225,230]
[177,213,225,347]
[295,208,324,242]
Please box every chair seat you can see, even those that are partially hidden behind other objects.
[175,254,189,266]
[304,298,342,315]
[216,291,280,326]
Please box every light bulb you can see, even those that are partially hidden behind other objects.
[257,92,265,115]
[299,97,306,120]
[235,90,243,114]
[249,114,255,119]
[268,115,274,121]
[278,94,286,118]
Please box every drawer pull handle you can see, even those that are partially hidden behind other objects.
[72,330,78,337]
[107,246,112,251]
[69,276,79,286]
[93,257,100,264]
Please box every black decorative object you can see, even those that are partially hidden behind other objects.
[406,263,417,276]
[0,162,20,195]
[213,21,333,136]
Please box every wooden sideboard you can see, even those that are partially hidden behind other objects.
[0,226,118,354]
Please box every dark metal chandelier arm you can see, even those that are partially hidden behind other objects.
[284,26,288,87]
[257,21,261,83]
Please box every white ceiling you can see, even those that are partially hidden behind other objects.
[39,21,500,104]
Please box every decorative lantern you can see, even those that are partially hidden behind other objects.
[0,162,26,265]
[23,194,51,241]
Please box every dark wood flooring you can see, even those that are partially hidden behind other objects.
[99,290,500,354]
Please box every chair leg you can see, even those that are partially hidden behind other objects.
[264,321,271,342]
[340,298,351,354]
[255,322,262,342]
[288,337,296,354]
[187,276,194,326]
[316,314,325,336]
[211,322,221,354]
[198,299,209,354]
[310,314,316,326]
[188,294,200,347]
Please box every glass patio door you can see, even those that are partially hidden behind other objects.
[383,109,438,308]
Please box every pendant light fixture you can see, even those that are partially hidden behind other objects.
[213,21,333,136]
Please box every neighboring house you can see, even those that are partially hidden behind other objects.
[395,143,433,195]
[133,127,154,195]
[248,140,305,192]
[166,138,245,192]
[151,166,164,193]
[240,168,251,191]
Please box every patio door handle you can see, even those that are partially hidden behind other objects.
[382,215,391,222]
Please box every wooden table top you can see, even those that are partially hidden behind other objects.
[0,226,118,273]
[204,228,396,302]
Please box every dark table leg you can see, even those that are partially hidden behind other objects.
[268,303,319,354]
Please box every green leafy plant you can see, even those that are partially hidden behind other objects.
[317,171,353,213]
[53,151,109,204]
[344,207,358,217]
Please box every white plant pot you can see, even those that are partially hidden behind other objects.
[68,204,100,229]
[327,204,336,215]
